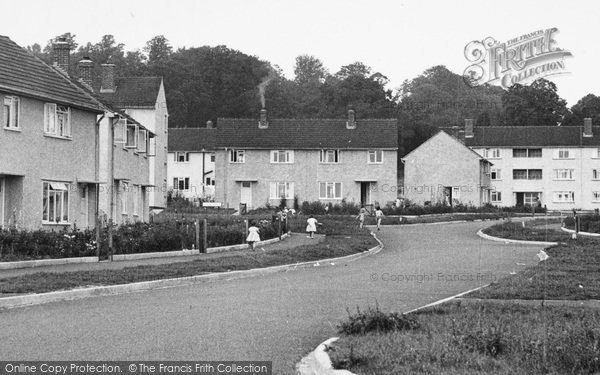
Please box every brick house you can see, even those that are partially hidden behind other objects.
[401,129,492,206]
[167,125,217,201]
[215,109,398,211]
[0,36,104,229]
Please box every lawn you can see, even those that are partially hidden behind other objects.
[481,218,569,242]
[0,231,377,294]
[329,302,600,374]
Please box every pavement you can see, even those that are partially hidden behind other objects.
[0,221,545,374]
[0,233,326,279]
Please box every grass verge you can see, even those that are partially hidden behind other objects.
[0,231,377,295]
[329,301,600,374]
[482,219,568,242]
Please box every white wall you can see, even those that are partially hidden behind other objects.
[167,151,216,200]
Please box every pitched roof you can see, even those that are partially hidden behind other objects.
[216,118,398,149]
[0,36,102,113]
[460,126,600,147]
[403,130,490,163]
[100,77,163,108]
[168,128,216,152]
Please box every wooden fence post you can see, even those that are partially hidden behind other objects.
[203,218,208,252]
[195,219,200,251]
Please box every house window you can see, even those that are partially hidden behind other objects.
[229,149,245,163]
[452,187,461,199]
[553,169,574,180]
[513,148,541,158]
[206,177,215,186]
[319,182,342,199]
[513,169,542,180]
[483,148,501,158]
[3,96,19,129]
[271,150,294,163]
[173,177,190,190]
[44,103,71,137]
[210,154,215,162]
[42,182,70,224]
[137,129,147,153]
[125,124,138,148]
[595,148,600,158]
[320,149,340,163]
[491,191,502,202]
[121,182,129,214]
[175,152,190,163]
[368,150,383,164]
[491,168,501,180]
[524,192,541,205]
[491,149,501,158]
[553,191,575,202]
[556,149,572,159]
[594,169,600,180]
[269,182,294,199]
[593,192,600,202]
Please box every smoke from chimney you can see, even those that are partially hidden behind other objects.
[257,69,277,108]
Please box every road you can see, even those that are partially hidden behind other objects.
[0,221,543,374]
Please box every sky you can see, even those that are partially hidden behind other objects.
[5,0,600,106]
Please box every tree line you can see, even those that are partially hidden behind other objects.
[28,33,600,156]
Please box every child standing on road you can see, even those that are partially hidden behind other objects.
[375,206,384,231]
[246,221,260,251]
[357,207,367,229]
[306,215,319,239]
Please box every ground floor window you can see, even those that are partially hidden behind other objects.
[319,182,342,199]
[593,191,600,202]
[173,177,190,190]
[42,182,70,223]
[491,191,502,203]
[553,191,575,203]
[269,182,294,199]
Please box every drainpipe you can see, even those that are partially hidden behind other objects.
[223,148,228,210]
[95,113,105,259]
[107,113,117,261]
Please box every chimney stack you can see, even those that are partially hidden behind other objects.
[259,108,268,128]
[52,37,70,74]
[584,118,593,137]
[78,56,94,88]
[206,120,214,129]
[100,63,116,93]
[465,118,474,138]
[346,109,356,129]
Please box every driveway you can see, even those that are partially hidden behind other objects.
[0,221,543,374]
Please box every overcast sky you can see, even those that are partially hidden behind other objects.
[6,0,599,106]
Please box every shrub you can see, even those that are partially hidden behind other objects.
[338,305,420,335]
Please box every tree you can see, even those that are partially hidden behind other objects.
[563,94,600,126]
[144,35,173,65]
[502,78,568,126]
[293,55,328,84]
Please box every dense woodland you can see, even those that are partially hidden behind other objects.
[27,33,600,156]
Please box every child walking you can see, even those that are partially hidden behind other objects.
[357,207,367,229]
[306,215,319,239]
[246,221,260,251]
[375,206,384,231]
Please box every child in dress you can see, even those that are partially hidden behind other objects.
[357,207,367,229]
[246,221,260,251]
[306,215,319,239]
[375,206,384,231]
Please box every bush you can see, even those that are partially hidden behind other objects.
[338,305,420,335]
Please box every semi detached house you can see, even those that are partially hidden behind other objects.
[0,36,104,229]
[215,109,398,210]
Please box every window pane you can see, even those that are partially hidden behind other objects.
[319,182,325,198]
[528,149,542,157]
[529,170,542,180]
[62,189,69,222]
[42,183,49,221]
[513,169,527,179]
[513,149,527,157]
[335,183,341,198]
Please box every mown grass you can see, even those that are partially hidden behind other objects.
[468,237,600,300]
[482,219,569,243]
[329,301,600,374]
[0,231,377,294]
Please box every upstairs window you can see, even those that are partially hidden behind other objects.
[553,169,574,180]
[513,148,541,158]
[491,168,501,180]
[555,149,573,159]
[137,129,147,153]
[175,152,190,163]
[44,103,71,138]
[125,124,138,148]
[368,150,383,164]
[271,150,294,163]
[320,149,340,163]
[3,96,19,130]
[513,169,542,180]
[229,149,245,163]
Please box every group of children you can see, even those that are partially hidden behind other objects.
[247,206,385,250]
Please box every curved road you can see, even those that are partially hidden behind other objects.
[0,222,543,374]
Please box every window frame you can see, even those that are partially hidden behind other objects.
[175,152,190,163]
[320,149,340,164]
[553,191,575,203]
[270,150,294,164]
[44,103,71,138]
[318,182,342,199]
[42,181,70,224]
[367,150,383,164]
[269,181,294,199]
[491,168,501,180]
[229,149,245,163]
[173,177,190,190]
[555,149,573,159]
[3,95,20,130]
[553,169,574,180]
[491,191,502,203]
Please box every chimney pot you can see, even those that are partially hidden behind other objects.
[346,109,356,129]
[100,63,116,93]
[584,118,593,137]
[465,118,474,138]
[52,38,71,75]
[206,120,213,128]
[259,108,268,128]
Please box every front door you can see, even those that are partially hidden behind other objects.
[0,178,4,227]
[360,182,371,206]
[240,182,252,210]
[516,192,524,206]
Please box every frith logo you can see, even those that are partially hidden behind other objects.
[463,28,572,88]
